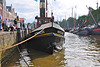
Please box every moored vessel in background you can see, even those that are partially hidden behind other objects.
[90,25,100,35]
[86,2,100,35]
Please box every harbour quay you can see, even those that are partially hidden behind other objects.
[0,29,32,67]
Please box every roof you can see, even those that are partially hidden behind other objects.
[0,3,2,10]
[33,22,64,32]
[6,6,11,12]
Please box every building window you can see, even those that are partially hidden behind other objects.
[7,14,9,17]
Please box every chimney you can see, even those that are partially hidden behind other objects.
[40,0,45,17]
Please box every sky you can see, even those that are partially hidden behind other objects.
[6,0,100,23]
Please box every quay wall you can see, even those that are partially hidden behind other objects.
[0,30,31,67]
[0,31,29,50]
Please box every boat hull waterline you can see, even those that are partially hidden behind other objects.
[28,22,65,54]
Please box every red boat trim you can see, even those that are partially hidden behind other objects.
[93,28,100,32]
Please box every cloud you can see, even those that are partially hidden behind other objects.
[6,0,39,23]
[6,0,100,22]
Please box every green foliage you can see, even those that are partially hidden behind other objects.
[59,19,67,28]
[77,8,100,26]
[59,17,75,28]
[59,17,76,28]
[59,8,100,28]
[67,17,75,28]
[77,15,87,25]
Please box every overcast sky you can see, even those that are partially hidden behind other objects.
[6,0,100,23]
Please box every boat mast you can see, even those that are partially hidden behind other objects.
[74,6,77,30]
[72,7,73,18]
[46,0,48,17]
[97,1,98,25]
[86,5,97,25]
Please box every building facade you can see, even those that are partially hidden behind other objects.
[6,4,17,22]
[0,3,2,19]
[0,0,17,22]
[0,0,6,21]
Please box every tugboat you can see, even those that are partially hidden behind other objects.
[28,0,65,54]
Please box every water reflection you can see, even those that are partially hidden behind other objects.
[4,32,100,67]
[5,45,66,67]
[64,33,100,67]
[28,49,66,67]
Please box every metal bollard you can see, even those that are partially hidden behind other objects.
[24,24,27,38]
[17,21,21,42]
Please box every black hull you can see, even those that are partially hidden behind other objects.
[28,22,65,54]
[28,33,65,54]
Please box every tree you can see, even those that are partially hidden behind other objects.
[59,8,100,28]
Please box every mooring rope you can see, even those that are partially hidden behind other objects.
[0,24,48,52]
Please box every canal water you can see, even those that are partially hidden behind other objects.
[3,32,100,67]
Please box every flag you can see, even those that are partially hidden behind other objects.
[84,19,87,23]
[35,0,38,1]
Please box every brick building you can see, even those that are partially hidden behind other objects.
[0,0,6,21]
[0,3,2,18]
[0,0,17,22]
[6,4,17,22]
